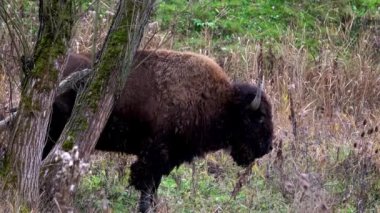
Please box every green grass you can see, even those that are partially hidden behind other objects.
[77,155,290,212]
[74,1,380,211]
[156,0,379,55]
[1,0,379,212]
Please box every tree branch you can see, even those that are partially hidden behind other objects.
[3,0,76,209]
[40,0,156,210]
[0,68,93,131]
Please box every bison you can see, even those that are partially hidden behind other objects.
[47,50,274,212]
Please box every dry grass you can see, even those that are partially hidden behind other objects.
[135,24,379,212]
[1,2,380,212]
[214,30,380,212]
[72,25,380,211]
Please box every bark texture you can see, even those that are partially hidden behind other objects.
[2,0,74,210]
[40,0,156,211]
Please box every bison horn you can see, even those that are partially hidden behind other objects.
[250,76,265,110]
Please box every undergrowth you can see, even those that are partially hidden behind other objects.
[1,0,379,212]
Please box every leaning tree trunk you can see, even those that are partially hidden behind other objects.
[3,0,74,210]
[40,0,156,210]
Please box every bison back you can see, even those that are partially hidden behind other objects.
[115,50,234,134]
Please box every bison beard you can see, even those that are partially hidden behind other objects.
[45,50,274,212]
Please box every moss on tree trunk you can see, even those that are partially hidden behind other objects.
[3,0,74,210]
[58,0,151,156]
[40,0,156,210]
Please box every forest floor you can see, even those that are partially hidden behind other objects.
[73,33,380,212]
[0,1,379,212]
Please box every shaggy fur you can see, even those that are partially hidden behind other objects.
[46,50,274,212]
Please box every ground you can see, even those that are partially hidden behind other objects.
[0,1,379,212]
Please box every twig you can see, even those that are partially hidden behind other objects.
[0,68,92,131]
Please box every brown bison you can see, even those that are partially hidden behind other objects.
[46,50,274,212]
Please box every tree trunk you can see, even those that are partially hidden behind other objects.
[7,90,56,208]
[2,0,74,210]
[40,0,156,210]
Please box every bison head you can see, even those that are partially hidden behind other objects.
[228,83,273,166]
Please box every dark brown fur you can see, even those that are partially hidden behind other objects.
[117,50,233,138]
[46,50,274,212]
[62,53,92,78]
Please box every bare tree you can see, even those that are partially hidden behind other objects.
[1,0,75,210]
[41,0,155,210]
[0,0,156,211]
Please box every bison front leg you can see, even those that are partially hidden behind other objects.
[130,143,173,213]
[139,183,158,213]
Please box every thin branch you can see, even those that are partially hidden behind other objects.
[0,68,92,131]
[57,68,92,96]
[0,0,32,56]
[0,111,16,130]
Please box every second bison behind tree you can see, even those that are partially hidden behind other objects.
[47,50,274,212]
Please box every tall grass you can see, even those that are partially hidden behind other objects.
[75,22,380,212]
[1,0,379,212]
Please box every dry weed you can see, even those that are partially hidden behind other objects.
[0,1,379,211]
